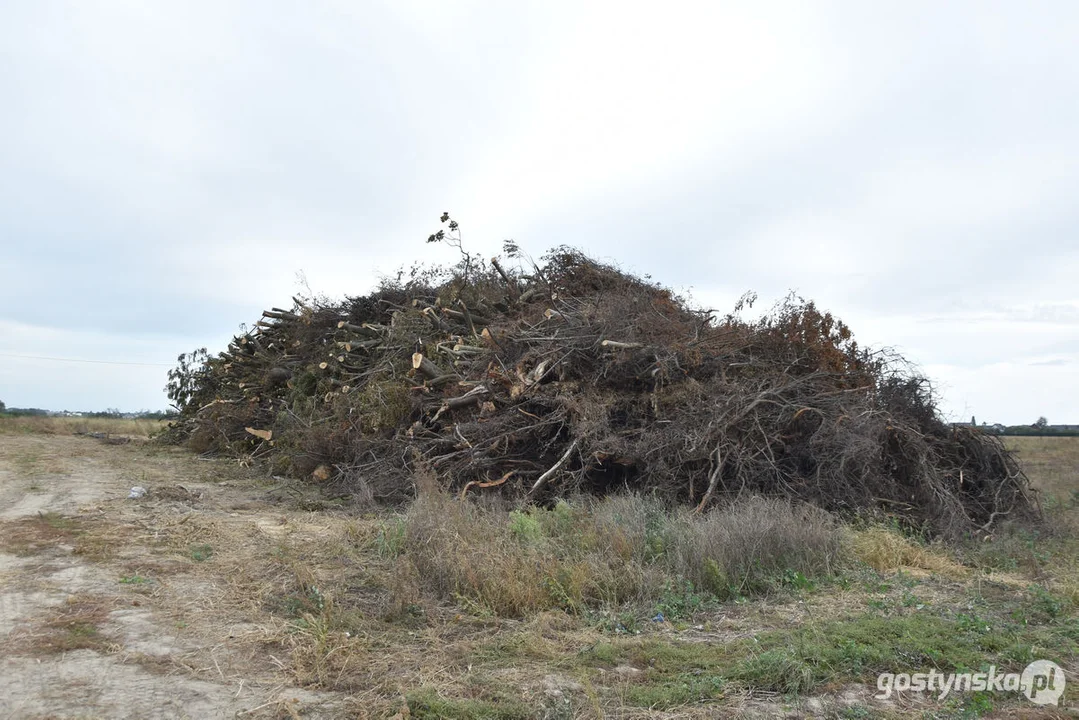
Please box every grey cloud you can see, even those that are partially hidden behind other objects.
[2,1,1078,418]
[1028,358,1072,367]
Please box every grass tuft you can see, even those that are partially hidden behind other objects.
[852,526,968,578]
[400,487,848,617]
[12,595,114,656]
[406,687,532,720]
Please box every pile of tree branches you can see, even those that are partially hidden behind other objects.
[165,242,1036,536]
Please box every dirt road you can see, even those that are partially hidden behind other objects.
[0,432,350,719]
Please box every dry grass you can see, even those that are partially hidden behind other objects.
[850,526,969,578]
[664,495,846,596]
[10,595,116,656]
[0,414,166,438]
[400,487,848,616]
[0,512,124,562]
[1005,435,1079,505]
[0,511,86,556]
[129,508,386,692]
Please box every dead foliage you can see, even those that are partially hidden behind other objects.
[149,484,204,503]
[0,512,86,556]
[164,244,1036,536]
[9,595,115,656]
[851,526,969,578]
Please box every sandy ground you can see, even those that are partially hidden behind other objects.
[0,433,350,720]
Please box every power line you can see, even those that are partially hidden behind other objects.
[0,353,173,368]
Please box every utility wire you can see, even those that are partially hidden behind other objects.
[0,353,173,368]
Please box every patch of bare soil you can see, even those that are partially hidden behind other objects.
[0,433,347,719]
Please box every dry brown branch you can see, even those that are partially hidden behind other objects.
[459,470,516,499]
[245,427,273,441]
[695,445,724,513]
[527,439,578,500]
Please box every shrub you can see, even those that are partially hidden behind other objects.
[399,487,849,617]
[665,496,846,598]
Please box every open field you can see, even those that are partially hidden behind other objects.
[1005,436,1079,509]
[0,423,1076,718]
[0,415,167,439]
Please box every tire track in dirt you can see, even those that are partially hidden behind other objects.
[0,433,349,719]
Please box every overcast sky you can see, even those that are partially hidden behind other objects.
[1,1,1076,423]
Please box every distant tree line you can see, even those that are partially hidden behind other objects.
[979,416,1079,437]
[132,410,178,420]
[0,406,50,417]
[0,402,176,420]
[991,426,1079,437]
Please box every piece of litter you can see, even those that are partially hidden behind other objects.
[128,486,147,499]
